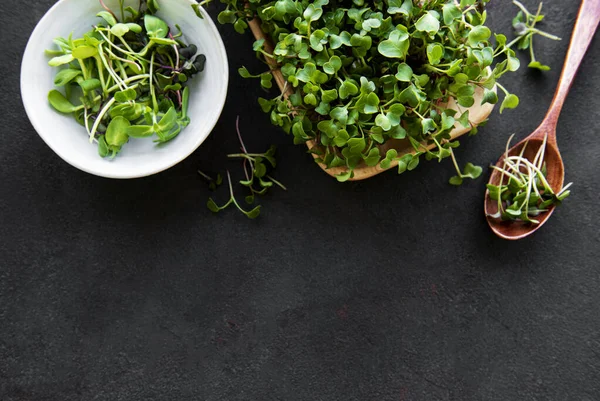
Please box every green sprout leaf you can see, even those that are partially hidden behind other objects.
[378,30,409,59]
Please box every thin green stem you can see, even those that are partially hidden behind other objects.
[150,51,158,112]
[266,175,287,191]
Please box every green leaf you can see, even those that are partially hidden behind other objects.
[375,113,391,131]
[127,125,155,138]
[315,101,330,115]
[48,54,74,67]
[347,137,366,154]
[457,85,475,108]
[449,176,463,186]
[388,0,412,16]
[458,111,470,128]
[335,171,353,182]
[157,107,178,132]
[421,118,436,134]
[377,30,409,59]
[398,85,420,108]
[207,198,220,213]
[260,73,273,89]
[481,89,498,105]
[333,129,350,147]
[339,80,359,99]
[126,23,142,33]
[253,39,265,52]
[72,46,98,60]
[528,61,551,71]
[426,43,444,65]
[468,26,491,46]
[407,155,420,171]
[330,106,349,124]
[98,135,109,157]
[415,12,440,34]
[507,52,521,71]
[110,103,145,121]
[363,148,381,167]
[321,89,338,103]
[217,10,236,24]
[105,116,131,147]
[442,3,462,25]
[363,92,380,114]
[97,11,117,26]
[304,4,323,22]
[110,23,130,37]
[144,14,169,39]
[78,78,101,92]
[390,125,407,140]
[309,30,327,51]
[254,161,267,178]
[462,163,482,179]
[53,69,82,86]
[238,66,252,78]
[304,93,318,106]
[395,63,413,82]
[500,94,519,113]
[323,56,342,75]
[47,90,78,113]
[441,113,455,131]
[114,88,137,103]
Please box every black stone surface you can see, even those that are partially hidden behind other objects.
[1,1,599,400]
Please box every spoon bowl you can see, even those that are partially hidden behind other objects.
[485,131,565,240]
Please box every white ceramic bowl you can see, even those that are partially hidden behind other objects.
[21,0,228,178]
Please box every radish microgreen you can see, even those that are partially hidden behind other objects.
[218,0,521,184]
[203,117,286,219]
[510,1,561,71]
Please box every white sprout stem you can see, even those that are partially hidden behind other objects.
[95,57,107,95]
[103,46,142,71]
[524,163,535,216]
[96,29,138,57]
[84,108,92,140]
[491,165,525,184]
[505,156,554,194]
[98,44,126,91]
[497,134,516,213]
[150,51,158,112]
[106,74,150,93]
[116,35,138,54]
[513,138,528,176]
[89,97,117,142]
[533,133,548,170]
[557,182,574,196]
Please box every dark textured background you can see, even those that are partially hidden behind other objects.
[1,0,599,400]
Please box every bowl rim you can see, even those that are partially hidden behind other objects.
[20,0,229,179]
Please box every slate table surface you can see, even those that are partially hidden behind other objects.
[1,0,599,400]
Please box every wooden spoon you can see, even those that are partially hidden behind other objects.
[484,0,600,240]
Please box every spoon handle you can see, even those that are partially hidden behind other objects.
[544,0,600,128]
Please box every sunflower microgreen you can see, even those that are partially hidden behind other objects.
[46,0,207,158]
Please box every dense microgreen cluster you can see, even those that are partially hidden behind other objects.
[487,134,571,224]
[202,117,286,219]
[510,1,561,71]
[46,0,206,158]
[218,0,520,182]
